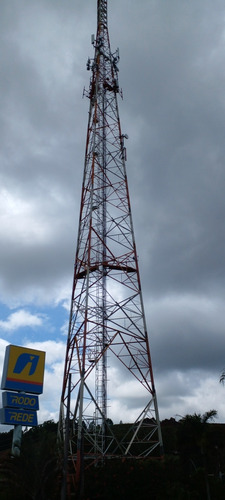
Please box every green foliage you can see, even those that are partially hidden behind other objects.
[1,414,225,499]
[0,429,13,452]
[0,420,60,500]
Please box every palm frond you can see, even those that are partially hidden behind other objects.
[220,371,225,384]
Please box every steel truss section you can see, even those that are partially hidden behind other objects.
[59,0,163,486]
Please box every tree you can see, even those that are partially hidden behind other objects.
[178,411,217,500]
[220,371,225,384]
[0,420,60,500]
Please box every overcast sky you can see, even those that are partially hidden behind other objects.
[1,0,225,431]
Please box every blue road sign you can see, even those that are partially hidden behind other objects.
[0,408,38,427]
[2,391,39,411]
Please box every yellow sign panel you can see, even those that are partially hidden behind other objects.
[1,345,45,394]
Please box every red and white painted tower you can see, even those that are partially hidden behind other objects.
[59,0,163,489]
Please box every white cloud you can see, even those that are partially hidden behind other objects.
[0,310,43,332]
[156,369,225,423]
[0,338,9,364]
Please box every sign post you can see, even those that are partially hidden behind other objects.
[0,344,45,456]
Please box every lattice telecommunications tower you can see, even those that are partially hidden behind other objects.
[59,0,163,481]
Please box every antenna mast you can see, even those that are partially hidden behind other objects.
[59,0,163,492]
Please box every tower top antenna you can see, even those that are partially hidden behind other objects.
[98,0,107,26]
